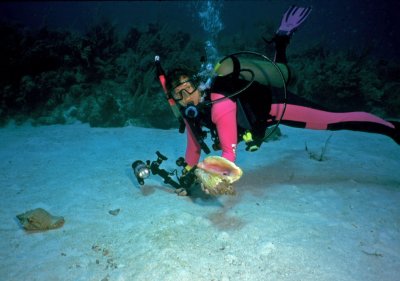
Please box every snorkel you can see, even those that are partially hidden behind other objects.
[155,56,186,133]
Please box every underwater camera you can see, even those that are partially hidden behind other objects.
[131,160,150,185]
[131,151,167,185]
[131,151,196,190]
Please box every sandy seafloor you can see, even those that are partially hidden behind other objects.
[0,123,399,281]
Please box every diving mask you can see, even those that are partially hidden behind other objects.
[171,79,199,101]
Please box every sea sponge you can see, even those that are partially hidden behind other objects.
[16,208,65,231]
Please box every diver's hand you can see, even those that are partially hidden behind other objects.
[178,165,197,190]
[174,167,192,196]
[175,187,188,196]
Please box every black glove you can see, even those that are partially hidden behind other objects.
[178,165,197,189]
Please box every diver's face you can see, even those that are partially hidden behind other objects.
[172,76,201,106]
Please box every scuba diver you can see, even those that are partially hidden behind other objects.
[160,6,399,195]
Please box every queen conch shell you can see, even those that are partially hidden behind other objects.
[195,156,243,195]
[16,208,65,231]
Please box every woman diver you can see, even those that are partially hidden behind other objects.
[163,6,399,194]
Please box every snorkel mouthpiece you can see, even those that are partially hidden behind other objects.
[185,103,198,118]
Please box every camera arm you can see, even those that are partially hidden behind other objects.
[132,151,197,191]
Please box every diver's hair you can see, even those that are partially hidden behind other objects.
[166,67,198,92]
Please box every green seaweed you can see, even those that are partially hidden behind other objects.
[305,134,332,162]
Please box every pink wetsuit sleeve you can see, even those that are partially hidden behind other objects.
[184,121,201,166]
[211,93,238,162]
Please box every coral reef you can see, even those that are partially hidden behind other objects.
[0,19,398,128]
[290,46,400,116]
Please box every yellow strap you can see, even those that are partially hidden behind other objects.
[242,131,253,142]
[214,62,221,72]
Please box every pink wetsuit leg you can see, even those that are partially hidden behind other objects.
[271,104,395,129]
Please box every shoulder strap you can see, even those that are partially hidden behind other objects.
[230,54,241,80]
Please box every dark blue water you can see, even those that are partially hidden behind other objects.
[1,0,399,127]
[1,0,398,60]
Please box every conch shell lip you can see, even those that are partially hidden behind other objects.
[196,156,243,183]
[194,156,243,195]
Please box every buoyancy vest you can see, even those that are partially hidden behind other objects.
[210,65,273,141]
[182,74,273,154]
